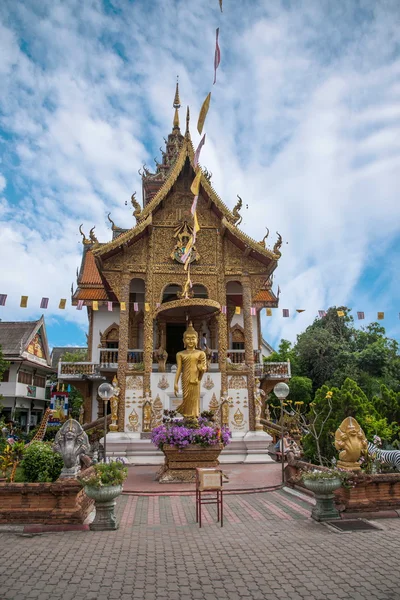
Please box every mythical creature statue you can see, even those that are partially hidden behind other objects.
[254,378,266,432]
[334,416,368,471]
[273,232,283,258]
[109,376,120,432]
[131,192,142,222]
[79,224,91,245]
[155,346,168,373]
[259,227,269,248]
[53,418,90,478]
[174,323,207,418]
[232,195,243,226]
[203,167,212,183]
[89,227,98,244]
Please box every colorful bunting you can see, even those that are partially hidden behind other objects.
[190,169,202,196]
[250,307,256,316]
[266,308,272,317]
[134,302,139,312]
[213,28,221,85]
[40,297,49,309]
[120,302,126,311]
[77,300,84,310]
[145,303,150,312]
[107,302,113,312]
[357,311,365,320]
[0,294,7,306]
[221,305,227,314]
[20,296,28,308]
[59,299,66,310]
[218,0,223,12]
[156,303,161,309]
[194,135,206,169]
[337,310,345,317]
[377,312,384,320]
[318,310,326,318]
[92,301,98,311]
[296,309,305,313]
[235,306,241,315]
[197,92,211,135]
[282,309,289,317]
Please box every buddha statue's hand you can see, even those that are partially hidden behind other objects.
[174,383,179,395]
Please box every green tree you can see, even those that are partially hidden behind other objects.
[0,344,9,383]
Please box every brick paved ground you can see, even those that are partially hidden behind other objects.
[1,488,400,600]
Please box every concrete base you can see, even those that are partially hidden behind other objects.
[103,431,274,465]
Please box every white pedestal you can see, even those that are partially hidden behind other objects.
[242,431,274,463]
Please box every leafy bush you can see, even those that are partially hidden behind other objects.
[79,461,128,488]
[20,442,63,483]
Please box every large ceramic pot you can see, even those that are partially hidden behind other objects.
[157,444,223,483]
[302,477,342,521]
[84,485,122,531]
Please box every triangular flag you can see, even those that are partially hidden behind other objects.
[197,92,211,135]
[235,306,241,315]
[120,302,126,311]
[40,297,49,309]
[357,311,365,320]
[377,312,384,320]
[0,294,7,306]
[213,28,221,85]
[93,301,98,311]
[108,302,113,311]
[20,296,28,308]
[318,310,326,318]
[190,169,202,196]
[67,384,71,392]
[145,303,150,312]
[266,308,272,317]
[134,302,139,311]
[282,309,289,317]
[77,300,84,310]
[296,309,305,313]
[194,135,206,168]
[221,305,227,314]
[337,310,345,317]
[59,299,66,309]
[250,307,256,316]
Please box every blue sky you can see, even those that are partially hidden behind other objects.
[0,0,399,350]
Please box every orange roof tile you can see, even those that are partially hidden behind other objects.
[80,250,102,285]
[254,289,276,302]
[73,288,108,301]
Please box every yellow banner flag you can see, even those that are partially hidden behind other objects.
[93,301,98,311]
[193,211,200,234]
[145,303,150,312]
[377,312,384,320]
[190,169,202,196]
[337,310,345,317]
[266,308,272,317]
[235,306,241,315]
[20,296,28,308]
[120,302,126,311]
[59,299,66,309]
[197,92,211,135]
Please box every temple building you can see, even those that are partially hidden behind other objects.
[59,85,290,462]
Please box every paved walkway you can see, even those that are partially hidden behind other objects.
[1,488,400,600]
[123,463,283,494]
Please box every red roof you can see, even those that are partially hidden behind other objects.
[80,250,102,285]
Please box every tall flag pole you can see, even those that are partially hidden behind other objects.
[213,28,221,85]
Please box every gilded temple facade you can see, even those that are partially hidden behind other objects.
[59,87,290,462]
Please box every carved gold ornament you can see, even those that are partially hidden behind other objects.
[233,408,244,426]
[203,374,215,390]
[228,375,247,389]
[170,220,199,265]
[158,375,169,390]
[208,393,219,413]
[126,376,143,390]
[127,408,139,432]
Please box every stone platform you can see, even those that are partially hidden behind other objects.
[104,431,274,465]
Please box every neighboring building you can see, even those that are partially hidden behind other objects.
[50,347,88,369]
[0,316,55,431]
[58,84,290,462]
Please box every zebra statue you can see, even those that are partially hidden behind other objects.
[368,441,400,472]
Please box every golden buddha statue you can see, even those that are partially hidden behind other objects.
[174,323,207,418]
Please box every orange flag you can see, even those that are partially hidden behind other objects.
[197,92,211,135]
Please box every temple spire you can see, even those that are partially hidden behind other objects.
[173,77,181,130]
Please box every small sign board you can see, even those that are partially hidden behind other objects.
[196,468,223,491]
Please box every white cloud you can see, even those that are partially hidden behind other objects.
[0,0,399,347]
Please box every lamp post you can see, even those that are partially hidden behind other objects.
[273,382,290,484]
[98,382,114,463]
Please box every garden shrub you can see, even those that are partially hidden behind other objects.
[20,442,63,483]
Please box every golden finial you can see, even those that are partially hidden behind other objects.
[131,192,142,222]
[89,227,98,244]
[173,76,180,130]
[185,106,190,135]
[107,213,117,231]
[79,224,91,245]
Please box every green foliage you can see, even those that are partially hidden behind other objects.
[20,442,63,483]
[79,461,128,488]
[286,376,313,407]
[0,345,9,382]
[62,349,88,362]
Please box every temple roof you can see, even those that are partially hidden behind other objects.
[0,316,52,367]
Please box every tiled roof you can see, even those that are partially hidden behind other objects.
[254,289,276,302]
[73,288,109,301]
[0,321,38,356]
[80,250,102,285]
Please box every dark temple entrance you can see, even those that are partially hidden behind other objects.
[166,323,186,364]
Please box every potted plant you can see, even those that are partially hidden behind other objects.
[78,461,128,531]
[302,469,342,521]
[151,411,231,483]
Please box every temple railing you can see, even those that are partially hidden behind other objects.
[58,362,98,378]
[263,361,291,379]
[227,349,261,364]
[100,349,118,367]
[127,350,144,364]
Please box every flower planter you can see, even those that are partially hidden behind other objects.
[303,477,342,521]
[84,484,122,531]
[157,444,223,483]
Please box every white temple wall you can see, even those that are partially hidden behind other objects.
[229,313,259,350]
[227,375,250,437]
[91,308,120,363]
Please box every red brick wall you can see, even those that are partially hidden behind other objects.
[0,479,94,524]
